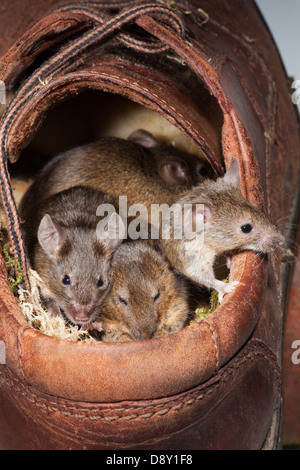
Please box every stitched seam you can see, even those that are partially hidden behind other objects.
[0,345,280,421]
[20,68,215,168]
[86,71,213,157]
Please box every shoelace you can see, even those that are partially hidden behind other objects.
[0,1,185,290]
[53,1,184,53]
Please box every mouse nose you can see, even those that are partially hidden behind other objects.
[259,231,283,252]
[69,300,95,322]
[132,323,156,340]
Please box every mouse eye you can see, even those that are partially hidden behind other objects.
[241,223,253,234]
[62,275,71,286]
[118,296,128,307]
[153,291,160,303]
[97,277,104,289]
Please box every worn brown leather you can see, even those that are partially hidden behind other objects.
[0,0,299,450]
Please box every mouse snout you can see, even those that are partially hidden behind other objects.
[132,328,155,341]
[134,326,155,340]
[258,230,284,253]
[69,299,95,322]
[131,317,156,341]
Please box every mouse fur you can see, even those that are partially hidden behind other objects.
[96,240,189,342]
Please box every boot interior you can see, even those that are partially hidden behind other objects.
[7,89,229,339]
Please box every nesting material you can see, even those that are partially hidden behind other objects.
[192,285,221,323]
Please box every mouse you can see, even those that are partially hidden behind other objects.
[95,240,189,342]
[159,158,285,302]
[20,185,125,327]
[18,131,214,220]
[127,129,214,186]
[19,136,282,305]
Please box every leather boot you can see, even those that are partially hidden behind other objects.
[0,0,299,450]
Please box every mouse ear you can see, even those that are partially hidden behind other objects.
[158,160,187,185]
[96,212,126,250]
[127,129,159,148]
[37,214,67,256]
[183,203,211,237]
[222,157,240,187]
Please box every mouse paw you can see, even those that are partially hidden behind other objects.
[47,302,64,319]
[214,280,240,303]
[86,321,103,332]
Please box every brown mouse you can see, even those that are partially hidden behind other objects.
[96,241,189,342]
[20,185,125,327]
[19,131,214,220]
[127,129,214,186]
[20,136,282,305]
[159,158,284,302]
